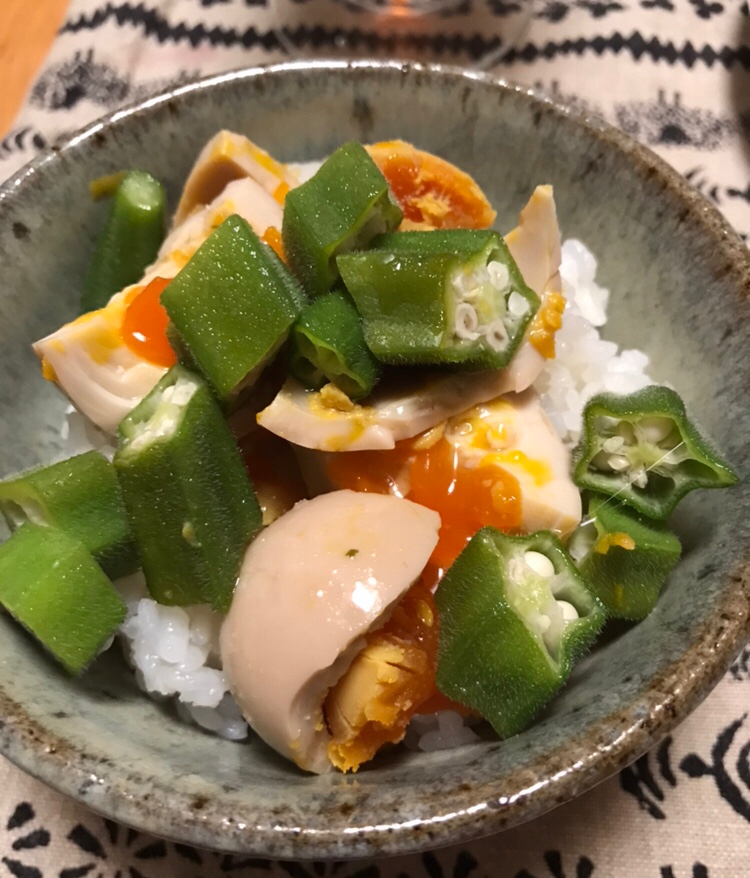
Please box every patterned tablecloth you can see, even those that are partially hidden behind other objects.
[0,1,748,875]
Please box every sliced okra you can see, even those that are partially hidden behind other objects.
[337,229,539,368]
[0,451,138,580]
[435,528,605,738]
[115,366,262,612]
[288,290,380,400]
[81,169,166,313]
[571,386,738,519]
[282,142,403,297]
[568,493,681,620]
[0,523,126,674]
[161,214,304,406]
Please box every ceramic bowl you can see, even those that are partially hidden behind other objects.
[0,61,748,860]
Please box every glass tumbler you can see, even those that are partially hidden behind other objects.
[273,0,534,69]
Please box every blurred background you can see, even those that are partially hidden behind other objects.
[0,0,70,134]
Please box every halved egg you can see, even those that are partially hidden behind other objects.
[504,184,566,373]
[33,277,174,434]
[308,389,581,572]
[220,490,440,774]
[173,130,298,226]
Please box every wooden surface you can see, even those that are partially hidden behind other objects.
[0,0,71,135]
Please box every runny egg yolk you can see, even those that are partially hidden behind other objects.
[120,277,177,368]
[327,432,522,574]
[261,226,285,261]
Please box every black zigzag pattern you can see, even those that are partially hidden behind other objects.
[505,32,750,68]
[62,2,284,50]
[60,3,750,69]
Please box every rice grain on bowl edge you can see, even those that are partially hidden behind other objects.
[60,237,653,755]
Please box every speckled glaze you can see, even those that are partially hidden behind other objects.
[0,61,748,860]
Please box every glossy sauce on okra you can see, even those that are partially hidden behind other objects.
[0,134,738,775]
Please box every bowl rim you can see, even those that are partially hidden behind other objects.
[0,58,748,860]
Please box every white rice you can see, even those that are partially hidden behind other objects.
[63,237,653,753]
[535,239,652,446]
[114,573,249,741]
[405,711,482,752]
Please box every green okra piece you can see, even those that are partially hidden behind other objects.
[114,366,262,612]
[282,142,403,297]
[0,523,126,675]
[568,493,681,620]
[337,229,539,368]
[81,169,166,313]
[288,290,380,400]
[161,214,304,406]
[435,528,605,739]
[571,386,738,520]
[0,451,138,580]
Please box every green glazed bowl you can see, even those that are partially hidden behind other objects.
[0,61,748,859]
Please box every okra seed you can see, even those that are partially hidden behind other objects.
[454,303,480,340]
[607,454,630,472]
[557,600,579,623]
[171,382,198,406]
[507,291,530,318]
[637,416,673,444]
[487,260,510,291]
[485,320,509,352]
[602,436,625,453]
[632,467,649,489]
[523,550,555,578]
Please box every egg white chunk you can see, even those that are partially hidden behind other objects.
[503,184,563,392]
[33,290,168,435]
[154,176,284,276]
[173,130,298,226]
[220,490,440,774]
[442,389,581,538]
[256,371,526,452]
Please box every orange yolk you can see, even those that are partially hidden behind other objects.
[120,276,177,368]
[324,578,471,771]
[273,181,290,204]
[528,291,566,359]
[366,141,496,230]
[261,226,285,261]
[327,434,522,573]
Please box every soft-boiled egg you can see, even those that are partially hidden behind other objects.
[33,277,175,434]
[34,169,292,434]
[504,184,565,378]
[256,186,564,452]
[305,389,581,573]
[220,490,440,774]
[172,130,298,226]
[155,176,285,275]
